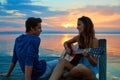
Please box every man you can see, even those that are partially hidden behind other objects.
[0,17,58,80]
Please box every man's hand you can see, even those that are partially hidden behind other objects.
[0,73,10,77]
[0,62,16,77]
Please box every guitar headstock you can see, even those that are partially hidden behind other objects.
[89,48,104,55]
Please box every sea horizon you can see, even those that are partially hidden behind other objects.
[0,31,120,35]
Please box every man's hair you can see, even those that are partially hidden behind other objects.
[25,17,42,32]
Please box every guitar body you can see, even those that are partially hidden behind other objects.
[70,54,81,65]
[61,51,81,66]
[61,43,103,65]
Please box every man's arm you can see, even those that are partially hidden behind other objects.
[1,43,18,77]
[0,62,16,77]
[25,66,33,80]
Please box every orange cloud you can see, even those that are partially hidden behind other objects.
[0,27,25,31]
[43,6,120,30]
[0,20,24,25]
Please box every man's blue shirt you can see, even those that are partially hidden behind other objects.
[12,34,46,80]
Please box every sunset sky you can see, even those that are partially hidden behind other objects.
[0,0,120,33]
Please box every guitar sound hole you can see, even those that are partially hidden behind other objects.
[70,54,82,66]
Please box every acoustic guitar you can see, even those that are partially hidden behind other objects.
[61,44,103,65]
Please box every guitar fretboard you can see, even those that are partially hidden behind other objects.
[74,48,90,54]
[73,48,103,55]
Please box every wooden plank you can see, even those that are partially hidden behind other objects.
[99,39,107,80]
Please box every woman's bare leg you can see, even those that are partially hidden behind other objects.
[63,64,95,80]
[49,59,74,80]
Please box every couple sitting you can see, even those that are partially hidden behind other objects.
[0,16,99,80]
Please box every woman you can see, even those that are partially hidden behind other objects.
[49,16,99,80]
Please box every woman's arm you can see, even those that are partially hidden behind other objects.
[84,54,98,66]
[0,62,16,77]
[64,35,79,46]
[82,39,99,67]
[64,35,79,53]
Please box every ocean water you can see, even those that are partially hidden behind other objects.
[0,33,120,80]
[0,33,120,57]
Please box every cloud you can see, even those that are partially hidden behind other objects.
[0,19,24,25]
[0,0,67,18]
[0,0,7,5]
[7,0,31,5]
[0,0,120,32]
[0,27,25,31]
[32,10,42,14]
[0,19,24,30]
[5,10,18,14]
[39,5,120,33]
[0,0,67,32]
[14,12,26,17]
[0,9,27,18]
[0,22,22,28]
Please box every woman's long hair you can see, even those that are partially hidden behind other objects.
[78,16,95,48]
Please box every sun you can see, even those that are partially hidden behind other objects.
[63,24,71,28]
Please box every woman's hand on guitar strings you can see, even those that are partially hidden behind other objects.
[65,48,71,54]
[82,51,90,58]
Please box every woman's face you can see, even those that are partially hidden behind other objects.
[77,20,84,33]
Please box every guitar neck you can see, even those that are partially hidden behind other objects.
[73,48,103,55]
[74,48,90,54]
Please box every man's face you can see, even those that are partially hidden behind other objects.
[31,23,42,36]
